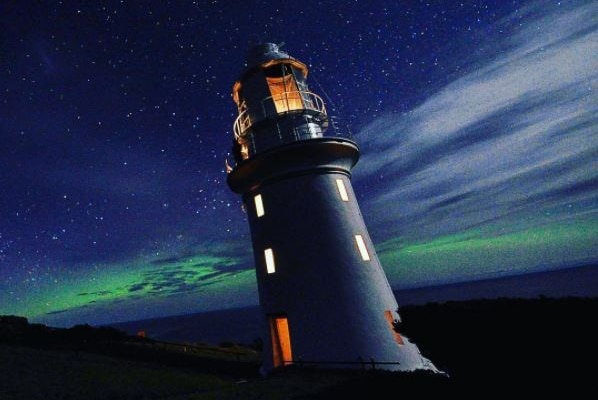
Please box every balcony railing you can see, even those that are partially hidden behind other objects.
[233,91,327,141]
[233,109,251,141]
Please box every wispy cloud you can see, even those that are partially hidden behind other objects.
[125,261,241,296]
[378,221,598,287]
[77,290,112,297]
[355,0,598,241]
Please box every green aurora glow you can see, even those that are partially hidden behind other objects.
[378,219,598,288]
[9,253,258,327]
[7,219,595,327]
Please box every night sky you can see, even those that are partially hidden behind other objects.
[1,0,596,327]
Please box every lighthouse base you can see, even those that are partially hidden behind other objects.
[258,309,440,375]
[264,336,438,373]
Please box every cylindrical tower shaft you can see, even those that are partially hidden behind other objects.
[226,43,435,372]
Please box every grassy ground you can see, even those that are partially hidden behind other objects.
[0,345,393,400]
[1,298,595,398]
[0,345,447,399]
[124,339,260,363]
[0,345,230,400]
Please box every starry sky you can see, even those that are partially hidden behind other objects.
[1,0,596,327]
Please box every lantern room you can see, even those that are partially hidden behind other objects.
[231,43,329,163]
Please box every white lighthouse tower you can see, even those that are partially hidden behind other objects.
[227,43,434,372]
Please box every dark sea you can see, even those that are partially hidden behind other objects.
[109,265,597,345]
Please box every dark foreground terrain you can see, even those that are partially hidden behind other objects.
[1,297,595,399]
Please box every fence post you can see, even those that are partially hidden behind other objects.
[370,357,376,370]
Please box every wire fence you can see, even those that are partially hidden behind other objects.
[283,358,401,370]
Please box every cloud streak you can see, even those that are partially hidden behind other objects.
[355,0,598,241]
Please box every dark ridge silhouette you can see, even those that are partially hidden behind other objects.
[0,315,259,378]
[2,297,595,397]
[398,296,596,389]
[0,315,129,348]
[394,263,598,305]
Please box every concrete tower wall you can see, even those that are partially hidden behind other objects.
[231,140,427,371]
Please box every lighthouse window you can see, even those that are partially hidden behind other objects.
[269,315,293,367]
[254,194,265,217]
[354,235,371,261]
[264,248,276,274]
[336,179,349,202]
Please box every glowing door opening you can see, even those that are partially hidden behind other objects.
[269,315,293,367]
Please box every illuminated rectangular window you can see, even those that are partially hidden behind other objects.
[336,179,349,201]
[254,194,265,217]
[264,248,276,274]
[354,235,371,261]
[269,315,293,367]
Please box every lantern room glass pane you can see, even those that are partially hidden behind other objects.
[266,74,303,113]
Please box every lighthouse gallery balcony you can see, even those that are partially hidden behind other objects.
[233,90,330,160]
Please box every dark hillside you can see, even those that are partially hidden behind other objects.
[399,297,596,387]
[1,297,595,398]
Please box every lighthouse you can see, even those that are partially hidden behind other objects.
[227,43,434,372]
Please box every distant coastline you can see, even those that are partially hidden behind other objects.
[110,264,597,344]
[394,263,597,305]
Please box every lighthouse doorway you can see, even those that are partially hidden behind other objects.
[269,315,293,367]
